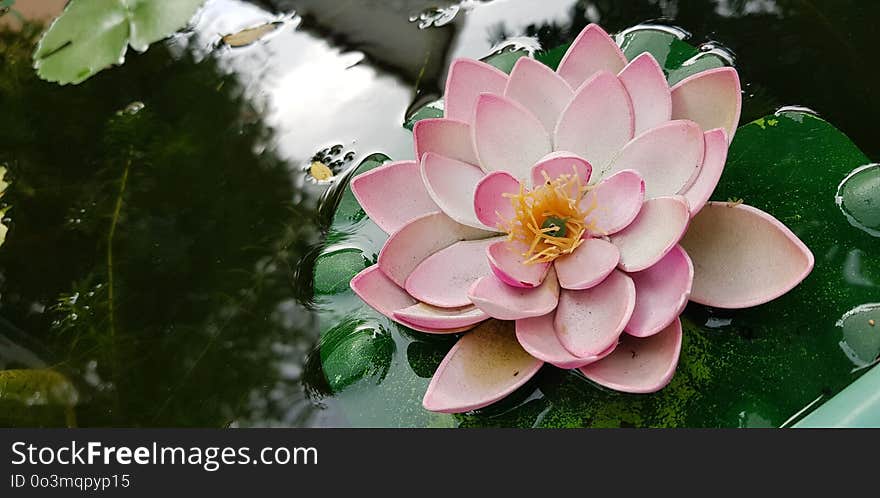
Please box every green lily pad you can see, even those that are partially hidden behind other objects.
[481,46,528,74]
[33,0,205,85]
[313,249,368,295]
[403,102,443,132]
[319,318,395,392]
[836,164,880,237]
[618,28,727,85]
[837,304,880,367]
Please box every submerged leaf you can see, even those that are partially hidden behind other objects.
[33,0,206,85]
[0,369,78,407]
[618,28,727,85]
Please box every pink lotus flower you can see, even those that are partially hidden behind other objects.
[348,24,814,413]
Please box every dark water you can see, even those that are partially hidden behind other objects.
[0,0,878,427]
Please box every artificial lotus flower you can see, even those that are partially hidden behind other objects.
[348,24,814,413]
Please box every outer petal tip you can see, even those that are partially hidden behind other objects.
[422,319,543,413]
[443,58,508,124]
[681,202,814,309]
[671,67,742,142]
[580,317,682,394]
[557,24,628,89]
[618,52,672,135]
[413,118,479,166]
[350,160,439,235]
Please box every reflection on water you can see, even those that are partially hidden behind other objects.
[0,0,879,426]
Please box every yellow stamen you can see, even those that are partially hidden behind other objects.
[499,166,598,264]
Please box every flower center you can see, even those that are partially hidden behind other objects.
[501,168,596,265]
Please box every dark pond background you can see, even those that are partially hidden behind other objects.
[0,0,877,427]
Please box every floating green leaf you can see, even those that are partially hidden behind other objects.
[313,249,368,295]
[481,46,528,74]
[618,28,727,85]
[33,0,205,85]
[320,318,394,392]
[836,164,880,237]
[329,153,391,226]
[403,102,443,131]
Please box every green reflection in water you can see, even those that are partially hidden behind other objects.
[0,24,319,427]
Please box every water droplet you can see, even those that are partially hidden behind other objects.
[486,36,541,56]
[775,105,820,118]
[616,22,692,42]
[696,41,736,65]
[835,164,880,237]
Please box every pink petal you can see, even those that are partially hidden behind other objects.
[554,71,634,169]
[351,160,440,235]
[473,171,521,229]
[602,120,705,199]
[487,239,551,288]
[556,24,628,89]
[618,53,672,135]
[626,245,693,337]
[350,265,472,334]
[504,57,574,134]
[413,118,479,166]
[680,202,814,308]
[405,237,498,308]
[423,319,543,413]
[670,67,742,142]
[681,128,729,215]
[378,211,493,287]
[443,58,509,124]
[516,312,614,369]
[393,303,489,330]
[529,151,592,190]
[421,152,488,229]
[468,268,560,320]
[554,270,635,357]
[581,170,645,236]
[610,196,690,272]
[580,318,682,393]
[554,238,620,290]
[473,93,552,178]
